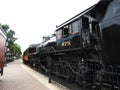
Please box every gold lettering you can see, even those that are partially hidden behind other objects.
[61,40,71,47]
[65,42,67,46]
[68,41,71,46]
[61,42,64,46]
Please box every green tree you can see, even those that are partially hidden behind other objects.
[7,30,17,42]
[1,24,22,59]
[1,24,10,32]
[11,43,22,57]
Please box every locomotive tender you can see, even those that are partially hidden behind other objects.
[23,0,120,89]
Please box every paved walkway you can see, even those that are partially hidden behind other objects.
[0,59,50,90]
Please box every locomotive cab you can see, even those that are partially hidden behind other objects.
[56,20,81,51]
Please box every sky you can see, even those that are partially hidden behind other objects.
[0,0,99,52]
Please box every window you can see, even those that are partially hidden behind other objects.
[72,20,79,34]
[82,17,89,29]
[56,29,62,40]
[63,27,69,37]
[56,20,79,39]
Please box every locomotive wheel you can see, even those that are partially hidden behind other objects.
[69,73,76,82]
[23,60,28,64]
[66,68,76,82]
[47,46,56,53]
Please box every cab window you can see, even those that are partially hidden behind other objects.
[71,20,79,34]
[63,26,69,37]
[56,29,62,40]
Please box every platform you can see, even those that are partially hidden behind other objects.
[0,59,68,90]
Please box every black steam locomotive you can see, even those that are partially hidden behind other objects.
[23,0,120,89]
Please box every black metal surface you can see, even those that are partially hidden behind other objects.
[22,0,120,90]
